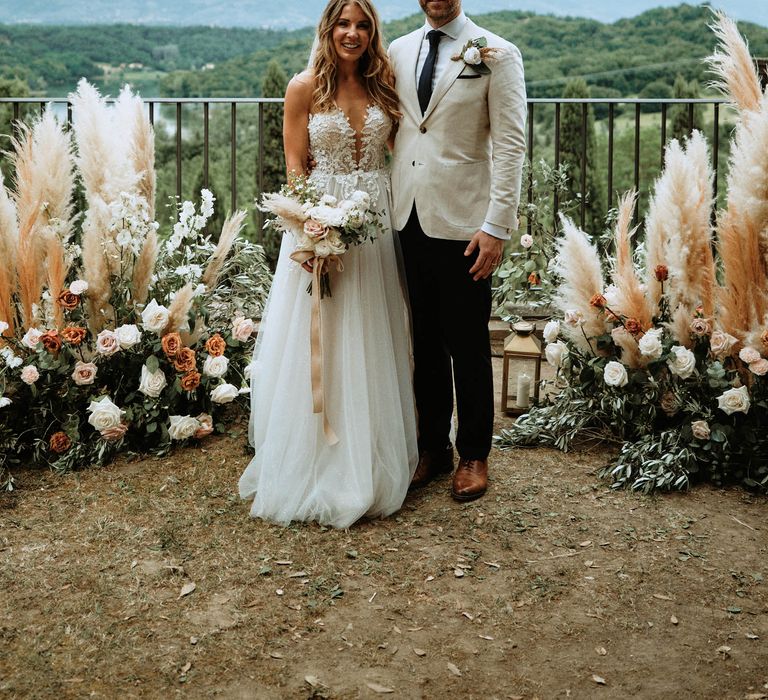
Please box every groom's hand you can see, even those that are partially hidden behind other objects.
[465,230,504,281]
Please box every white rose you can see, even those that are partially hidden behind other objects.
[463,46,482,65]
[20,365,40,385]
[211,382,239,403]
[138,364,167,398]
[638,327,664,360]
[520,233,533,249]
[72,361,98,385]
[0,347,22,368]
[749,358,768,376]
[603,360,629,387]
[544,340,568,368]
[96,329,121,356]
[543,320,560,343]
[667,345,696,379]
[141,298,169,335]
[315,241,332,258]
[232,316,255,342]
[691,420,710,440]
[739,346,761,364]
[709,330,737,357]
[0,320,8,334]
[319,194,338,206]
[0,397,11,408]
[203,354,229,378]
[563,309,584,327]
[168,415,201,440]
[115,324,142,349]
[22,327,43,349]
[349,190,370,209]
[87,396,125,431]
[69,279,89,295]
[717,385,750,415]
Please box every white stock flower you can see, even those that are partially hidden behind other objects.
[320,194,338,206]
[544,341,568,368]
[203,354,229,378]
[463,46,482,64]
[667,345,696,379]
[69,280,89,295]
[603,360,629,387]
[638,327,664,360]
[96,329,121,356]
[211,383,239,403]
[22,327,43,349]
[0,347,22,368]
[0,397,11,408]
[115,324,142,349]
[543,320,560,343]
[72,361,98,385]
[138,364,167,398]
[232,317,255,342]
[739,346,761,364]
[20,365,40,385]
[691,420,710,440]
[717,385,750,415]
[87,396,125,431]
[141,299,170,335]
[168,415,201,440]
[709,330,737,357]
[349,190,370,209]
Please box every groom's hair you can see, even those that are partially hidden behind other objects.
[312,0,401,124]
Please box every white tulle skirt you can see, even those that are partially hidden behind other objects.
[239,170,418,529]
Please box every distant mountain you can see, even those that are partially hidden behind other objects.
[1,0,764,28]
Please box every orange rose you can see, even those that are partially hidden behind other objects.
[40,329,62,354]
[624,318,643,335]
[56,290,80,310]
[161,332,182,358]
[49,431,72,453]
[180,370,201,391]
[205,333,227,357]
[61,326,87,345]
[654,265,669,282]
[527,272,540,286]
[173,347,197,373]
[590,293,607,309]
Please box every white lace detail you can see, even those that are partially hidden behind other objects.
[308,105,391,201]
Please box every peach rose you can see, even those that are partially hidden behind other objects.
[72,361,98,386]
[56,290,80,310]
[49,431,72,453]
[180,370,202,391]
[205,333,227,357]
[590,293,606,309]
[61,326,87,345]
[161,332,182,358]
[193,413,214,439]
[100,422,128,442]
[624,318,643,335]
[689,317,712,337]
[173,347,197,373]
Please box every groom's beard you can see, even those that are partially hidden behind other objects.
[419,0,461,24]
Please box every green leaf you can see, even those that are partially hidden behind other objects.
[145,355,160,373]
[146,422,157,433]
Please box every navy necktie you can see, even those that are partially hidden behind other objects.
[417,30,445,115]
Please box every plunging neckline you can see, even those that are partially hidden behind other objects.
[334,101,372,165]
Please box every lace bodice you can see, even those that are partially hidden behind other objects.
[308,105,390,176]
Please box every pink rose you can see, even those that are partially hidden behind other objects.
[749,358,768,376]
[72,361,98,385]
[739,346,761,364]
[96,329,120,356]
[303,219,327,239]
[689,317,712,337]
[193,413,214,439]
[232,316,255,342]
[21,365,40,385]
[100,422,128,442]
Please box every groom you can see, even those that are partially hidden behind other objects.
[390,0,527,500]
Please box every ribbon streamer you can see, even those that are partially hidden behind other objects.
[289,250,341,445]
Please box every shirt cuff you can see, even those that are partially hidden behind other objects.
[481,221,511,240]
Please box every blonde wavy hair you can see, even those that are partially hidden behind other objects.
[312,0,401,125]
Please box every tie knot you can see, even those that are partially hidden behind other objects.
[427,30,444,47]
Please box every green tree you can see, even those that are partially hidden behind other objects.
[560,78,605,235]
[258,59,287,268]
[670,74,704,143]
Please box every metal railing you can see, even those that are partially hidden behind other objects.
[0,96,732,234]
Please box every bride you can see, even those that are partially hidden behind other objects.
[238,0,418,528]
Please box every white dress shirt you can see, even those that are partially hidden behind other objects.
[415,12,509,240]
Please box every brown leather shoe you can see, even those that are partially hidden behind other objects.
[409,446,454,490]
[451,458,488,501]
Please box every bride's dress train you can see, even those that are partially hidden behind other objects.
[238,104,418,528]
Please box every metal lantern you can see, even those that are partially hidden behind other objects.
[501,321,543,415]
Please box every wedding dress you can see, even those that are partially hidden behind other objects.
[239,104,418,528]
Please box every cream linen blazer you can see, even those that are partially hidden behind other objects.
[389,18,527,240]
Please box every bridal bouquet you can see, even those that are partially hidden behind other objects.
[258,174,380,297]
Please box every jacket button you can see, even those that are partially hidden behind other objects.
[420,126,427,133]
[412,161,415,166]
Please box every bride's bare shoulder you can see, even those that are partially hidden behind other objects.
[285,70,315,110]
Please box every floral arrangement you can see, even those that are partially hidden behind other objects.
[496,13,768,493]
[0,81,271,490]
[451,37,494,75]
[258,173,380,297]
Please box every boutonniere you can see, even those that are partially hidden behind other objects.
[451,37,494,75]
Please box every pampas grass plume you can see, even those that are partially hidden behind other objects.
[131,230,158,307]
[166,282,195,334]
[202,210,247,290]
